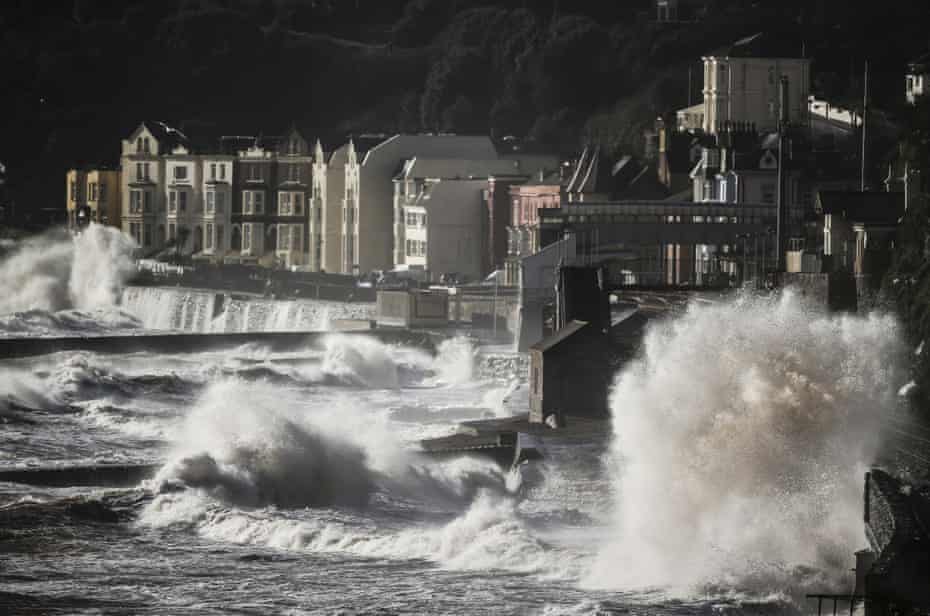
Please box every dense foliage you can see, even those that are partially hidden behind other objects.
[2,0,930,215]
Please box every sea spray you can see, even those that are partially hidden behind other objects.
[0,225,135,315]
[586,291,902,595]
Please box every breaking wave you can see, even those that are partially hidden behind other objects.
[0,225,135,316]
[586,291,903,598]
[137,377,569,575]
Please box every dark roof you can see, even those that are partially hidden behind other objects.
[709,31,804,59]
[815,191,905,225]
[530,320,591,352]
[350,134,392,158]
[909,51,930,72]
[141,121,189,151]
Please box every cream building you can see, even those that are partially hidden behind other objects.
[334,134,498,275]
[120,122,188,251]
[67,168,121,230]
[199,155,234,259]
[681,34,810,135]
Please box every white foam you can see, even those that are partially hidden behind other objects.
[586,291,902,597]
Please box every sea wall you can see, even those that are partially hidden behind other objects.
[120,286,374,333]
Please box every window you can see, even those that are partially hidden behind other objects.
[243,224,252,250]
[174,166,187,180]
[206,223,214,250]
[210,163,217,180]
[255,192,263,213]
[220,164,226,180]
[291,226,302,252]
[406,212,416,226]
[144,163,150,180]
[129,222,141,244]
[279,192,291,215]
[143,137,150,153]
[169,191,177,213]
[130,191,142,213]
[761,183,776,204]
[136,138,143,153]
[244,191,264,214]
[136,163,144,181]
[279,226,289,250]
[406,239,414,256]
[347,186,354,203]
[216,192,225,213]
[293,193,303,215]
[420,213,427,227]
[216,225,224,250]
[315,206,322,223]
[248,164,260,181]
[206,192,215,213]
[179,191,187,212]
[143,191,152,213]
[168,223,176,241]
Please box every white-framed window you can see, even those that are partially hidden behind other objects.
[143,137,150,153]
[243,224,252,251]
[279,192,291,215]
[291,226,302,252]
[220,164,226,180]
[243,191,264,214]
[136,163,144,181]
[279,226,290,250]
[406,212,416,226]
[206,223,214,250]
[174,166,187,180]
[293,193,303,215]
[169,191,176,213]
[179,191,187,212]
[206,192,215,214]
[210,163,217,180]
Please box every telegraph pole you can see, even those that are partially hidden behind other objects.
[775,75,789,273]
[861,60,869,192]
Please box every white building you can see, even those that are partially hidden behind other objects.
[677,33,810,135]
[120,122,188,251]
[907,53,930,105]
[200,154,234,259]
[331,134,499,275]
[164,145,202,254]
[400,179,488,283]
[392,157,523,268]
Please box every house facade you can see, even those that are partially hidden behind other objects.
[120,122,185,250]
[907,53,930,105]
[199,154,234,259]
[505,174,563,285]
[336,134,499,275]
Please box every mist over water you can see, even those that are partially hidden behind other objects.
[587,291,901,597]
[0,225,135,315]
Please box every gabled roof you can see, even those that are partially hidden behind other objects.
[398,158,521,181]
[706,31,805,60]
[530,320,591,352]
[139,121,189,151]
[815,191,905,225]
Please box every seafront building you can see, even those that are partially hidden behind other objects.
[66,168,121,230]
